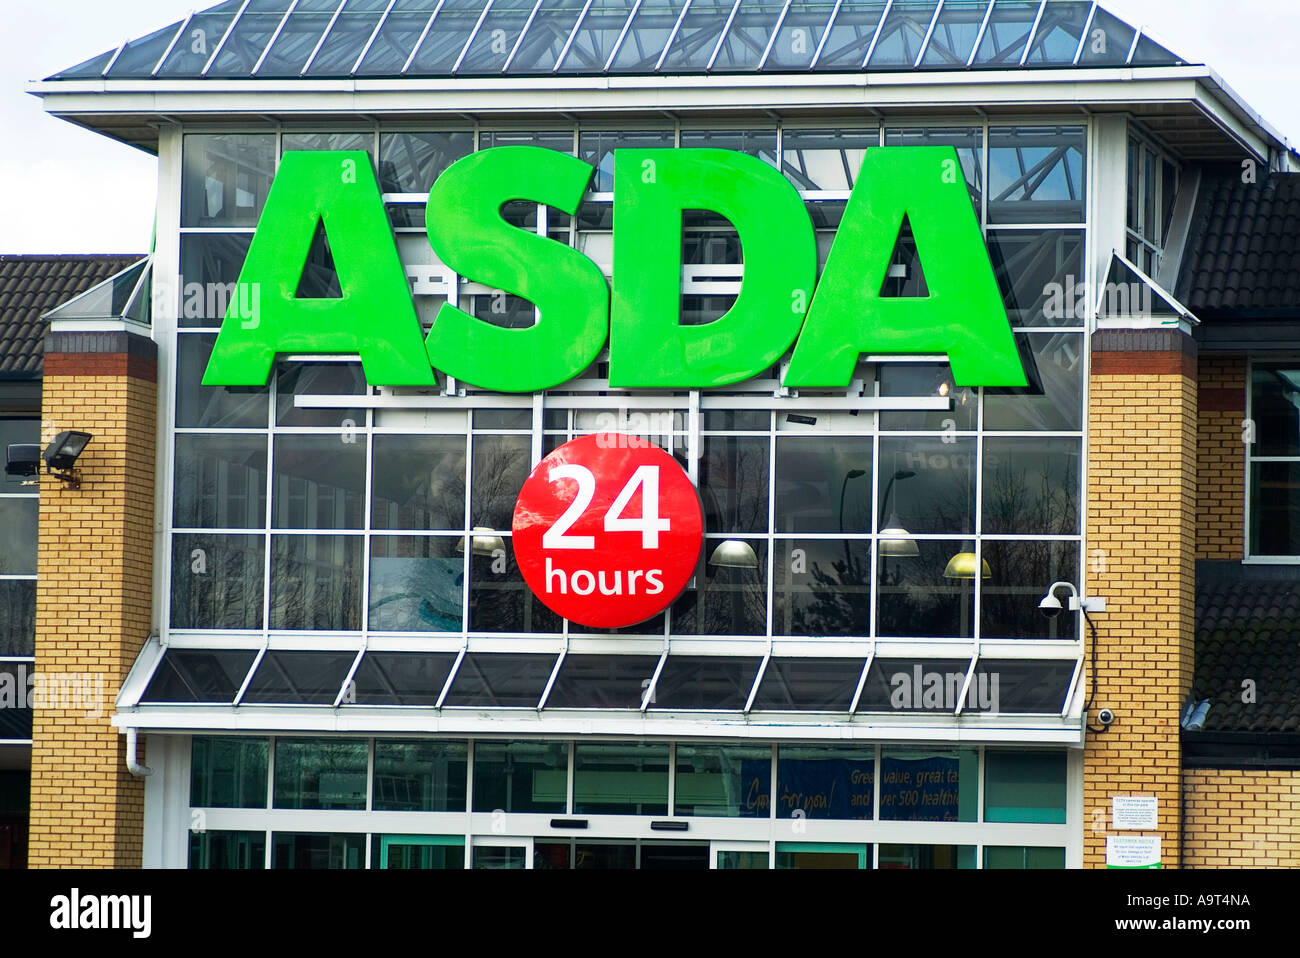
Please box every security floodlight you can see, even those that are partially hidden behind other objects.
[5,443,40,478]
[42,430,93,487]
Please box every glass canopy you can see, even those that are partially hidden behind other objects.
[50,0,1186,80]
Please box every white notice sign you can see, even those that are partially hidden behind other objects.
[1112,795,1159,830]
[1106,835,1162,869]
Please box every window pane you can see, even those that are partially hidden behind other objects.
[877,437,975,535]
[369,537,464,632]
[774,438,873,532]
[173,434,268,529]
[1078,7,1134,66]
[980,541,1079,640]
[660,0,737,72]
[983,437,1080,535]
[879,843,976,868]
[373,740,467,811]
[255,3,339,76]
[988,126,1085,224]
[919,0,988,67]
[271,435,366,529]
[178,233,253,328]
[207,1,293,77]
[349,651,457,705]
[815,0,888,69]
[878,362,976,431]
[190,830,266,869]
[176,334,268,427]
[244,650,355,705]
[1251,462,1300,555]
[471,434,530,531]
[672,539,767,635]
[579,130,674,192]
[190,736,269,808]
[468,544,563,632]
[145,649,257,703]
[458,0,539,74]
[879,746,977,821]
[674,744,771,816]
[718,850,770,868]
[764,0,837,70]
[865,0,940,69]
[305,0,390,75]
[170,534,264,630]
[182,134,275,228]
[776,745,874,819]
[273,738,367,809]
[156,2,246,76]
[546,655,661,708]
[649,655,762,710]
[711,0,785,71]
[983,333,1084,432]
[609,0,687,71]
[445,653,556,707]
[268,535,363,630]
[370,435,466,530]
[0,498,36,575]
[379,131,474,193]
[781,128,875,191]
[876,539,976,638]
[506,0,587,73]
[1021,0,1090,65]
[574,742,669,815]
[985,750,1067,823]
[773,539,871,636]
[987,230,1086,327]
[984,845,1066,868]
[1251,367,1300,457]
[356,5,444,75]
[272,832,365,868]
[105,21,186,77]
[0,580,36,657]
[275,362,367,427]
[0,419,39,489]
[700,436,770,533]
[472,741,568,813]
[751,657,864,711]
[680,128,777,165]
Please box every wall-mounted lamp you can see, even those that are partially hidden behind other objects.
[708,540,759,569]
[457,526,506,557]
[41,431,93,488]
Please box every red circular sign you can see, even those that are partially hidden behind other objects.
[512,433,703,628]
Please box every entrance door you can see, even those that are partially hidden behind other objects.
[533,839,709,869]
[471,837,533,869]
[775,842,869,869]
[378,834,464,869]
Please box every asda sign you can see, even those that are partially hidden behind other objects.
[201,145,1026,392]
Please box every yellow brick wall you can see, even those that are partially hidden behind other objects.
[27,371,155,869]
[1084,371,1196,868]
[1184,770,1300,867]
[1197,355,1245,560]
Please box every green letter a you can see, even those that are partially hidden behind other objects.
[784,147,1027,388]
[202,150,434,387]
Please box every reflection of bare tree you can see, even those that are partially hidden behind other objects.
[788,549,871,637]
[701,438,768,533]
[473,437,530,531]
[270,538,362,632]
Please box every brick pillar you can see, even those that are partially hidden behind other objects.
[28,329,156,868]
[1197,354,1246,560]
[1084,328,1196,869]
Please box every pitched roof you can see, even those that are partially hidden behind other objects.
[1176,168,1300,319]
[0,255,145,379]
[45,0,1186,82]
[1194,571,1300,733]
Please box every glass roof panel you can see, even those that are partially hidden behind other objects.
[544,654,661,708]
[1021,0,1090,65]
[356,0,443,75]
[608,0,687,71]
[763,0,836,70]
[865,0,940,69]
[104,21,187,78]
[497,0,587,73]
[304,0,392,75]
[554,0,638,72]
[969,0,1037,68]
[813,0,887,70]
[1076,5,1132,65]
[751,657,865,711]
[458,0,541,74]
[443,652,557,707]
[242,650,356,705]
[208,0,295,77]
[155,1,247,76]
[257,2,344,75]
[660,0,736,72]
[1129,32,1181,66]
[708,0,785,71]
[406,0,492,73]
[140,649,258,704]
[49,48,118,80]
[919,0,990,67]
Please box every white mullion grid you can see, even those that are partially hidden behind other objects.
[352,0,398,75]
[641,649,668,712]
[848,651,872,714]
[913,0,944,69]
[1124,27,1141,65]
[654,0,694,72]
[504,0,546,72]
[201,0,251,76]
[152,12,194,76]
[757,0,792,70]
[253,0,301,75]
[303,0,349,75]
[554,0,594,72]
[402,0,445,74]
[453,0,496,75]
[604,0,644,72]
[1071,1,1097,66]
[859,0,894,69]
[100,40,128,78]
[965,0,994,67]
[808,0,843,70]
[705,0,745,72]
[333,647,366,708]
[1017,0,1047,67]
[538,645,566,709]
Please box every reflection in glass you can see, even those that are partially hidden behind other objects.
[170,534,265,630]
[349,652,458,705]
[191,736,269,808]
[275,362,367,427]
[0,581,36,657]
[472,741,568,813]
[305,0,390,75]
[190,831,266,869]
[459,0,546,74]
[379,131,474,192]
[272,832,365,869]
[764,1,838,70]
[672,540,766,635]
[773,539,871,636]
[984,333,1084,432]
[866,1,941,69]
[178,233,253,327]
[207,1,293,77]
[173,434,268,529]
[371,435,467,530]
[1252,462,1300,555]
[919,0,988,66]
[984,845,1066,869]
[983,437,1080,535]
[580,130,675,192]
[0,499,36,575]
[182,134,275,228]
[878,363,975,432]
[649,656,763,710]
[373,740,467,812]
[471,434,530,531]
[777,745,874,819]
[674,744,771,816]
[971,0,1036,66]
[879,746,977,821]
[988,126,1086,224]
[243,651,355,705]
[355,7,450,76]
[369,537,463,632]
[574,742,669,815]
[660,0,741,73]
[877,438,974,535]
[273,738,368,809]
[269,535,363,630]
[815,0,889,69]
[877,539,975,638]
[546,655,661,708]
[987,230,1086,326]
[980,541,1079,640]
[255,3,338,76]
[1021,0,1090,65]
[176,334,268,427]
[468,547,563,633]
[282,132,373,155]
[700,436,770,533]
[609,0,689,71]
[680,128,777,165]
[879,844,976,868]
[272,435,366,529]
[445,653,557,707]
[985,750,1067,823]
[751,658,864,710]
[781,129,875,191]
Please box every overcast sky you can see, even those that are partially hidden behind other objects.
[2,0,1299,253]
